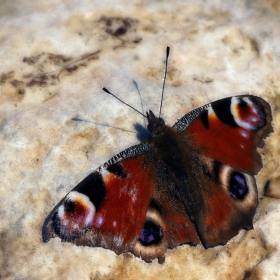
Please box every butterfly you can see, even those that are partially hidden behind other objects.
[42,47,273,264]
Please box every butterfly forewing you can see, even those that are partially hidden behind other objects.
[42,146,156,253]
[174,95,273,174]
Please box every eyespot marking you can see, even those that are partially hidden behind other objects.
[231,97,267,131]
[229,171,248,200]
[139,220,163,246]
[53,191,96,240]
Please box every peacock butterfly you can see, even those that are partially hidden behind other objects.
[42,47,273,263]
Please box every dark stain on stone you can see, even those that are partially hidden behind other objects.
[47,53,72,65]
[10,79,24,87]
[133,37,142,44]
[22,50,100,87]
[23,54,42,65]
[26,74,48,87]
[243,270,252,279]
[23,53,71,66]
[66,65,78,73]
[0,71,14,83]
[99,16,139,43]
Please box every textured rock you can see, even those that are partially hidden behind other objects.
[0,1,279,279]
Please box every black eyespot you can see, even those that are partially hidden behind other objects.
[139,221,163,246]
[64,200,77,215]
[238,98,248,109]
[229,171,248,200]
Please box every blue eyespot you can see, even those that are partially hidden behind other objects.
[139,221,163,246]
[229,171,248,200]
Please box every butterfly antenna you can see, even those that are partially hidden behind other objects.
[102,87,147,118]
[159,46,170,118]
[133,80,146,126]
[71,118,135,133]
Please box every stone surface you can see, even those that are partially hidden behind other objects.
[0,0,280,279]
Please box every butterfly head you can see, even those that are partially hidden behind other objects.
[146,110,166,136]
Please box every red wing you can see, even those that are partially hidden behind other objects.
[188,155,258,248]
[42,146,199,263]
[132,164,200,263]
[172,95,272,248]
[42,149,156,254]
[174,95,273,174]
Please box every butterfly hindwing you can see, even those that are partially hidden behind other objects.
[184,153,258,247]
[132,158,200,262]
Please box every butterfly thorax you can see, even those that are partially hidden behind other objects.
[146,110,188,171]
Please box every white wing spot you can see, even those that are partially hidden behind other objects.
[95,214,104,228]
[231,97,255,130]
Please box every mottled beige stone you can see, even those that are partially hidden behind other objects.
[1,1,280,279]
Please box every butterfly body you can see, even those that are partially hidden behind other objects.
[43,94,272,263]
